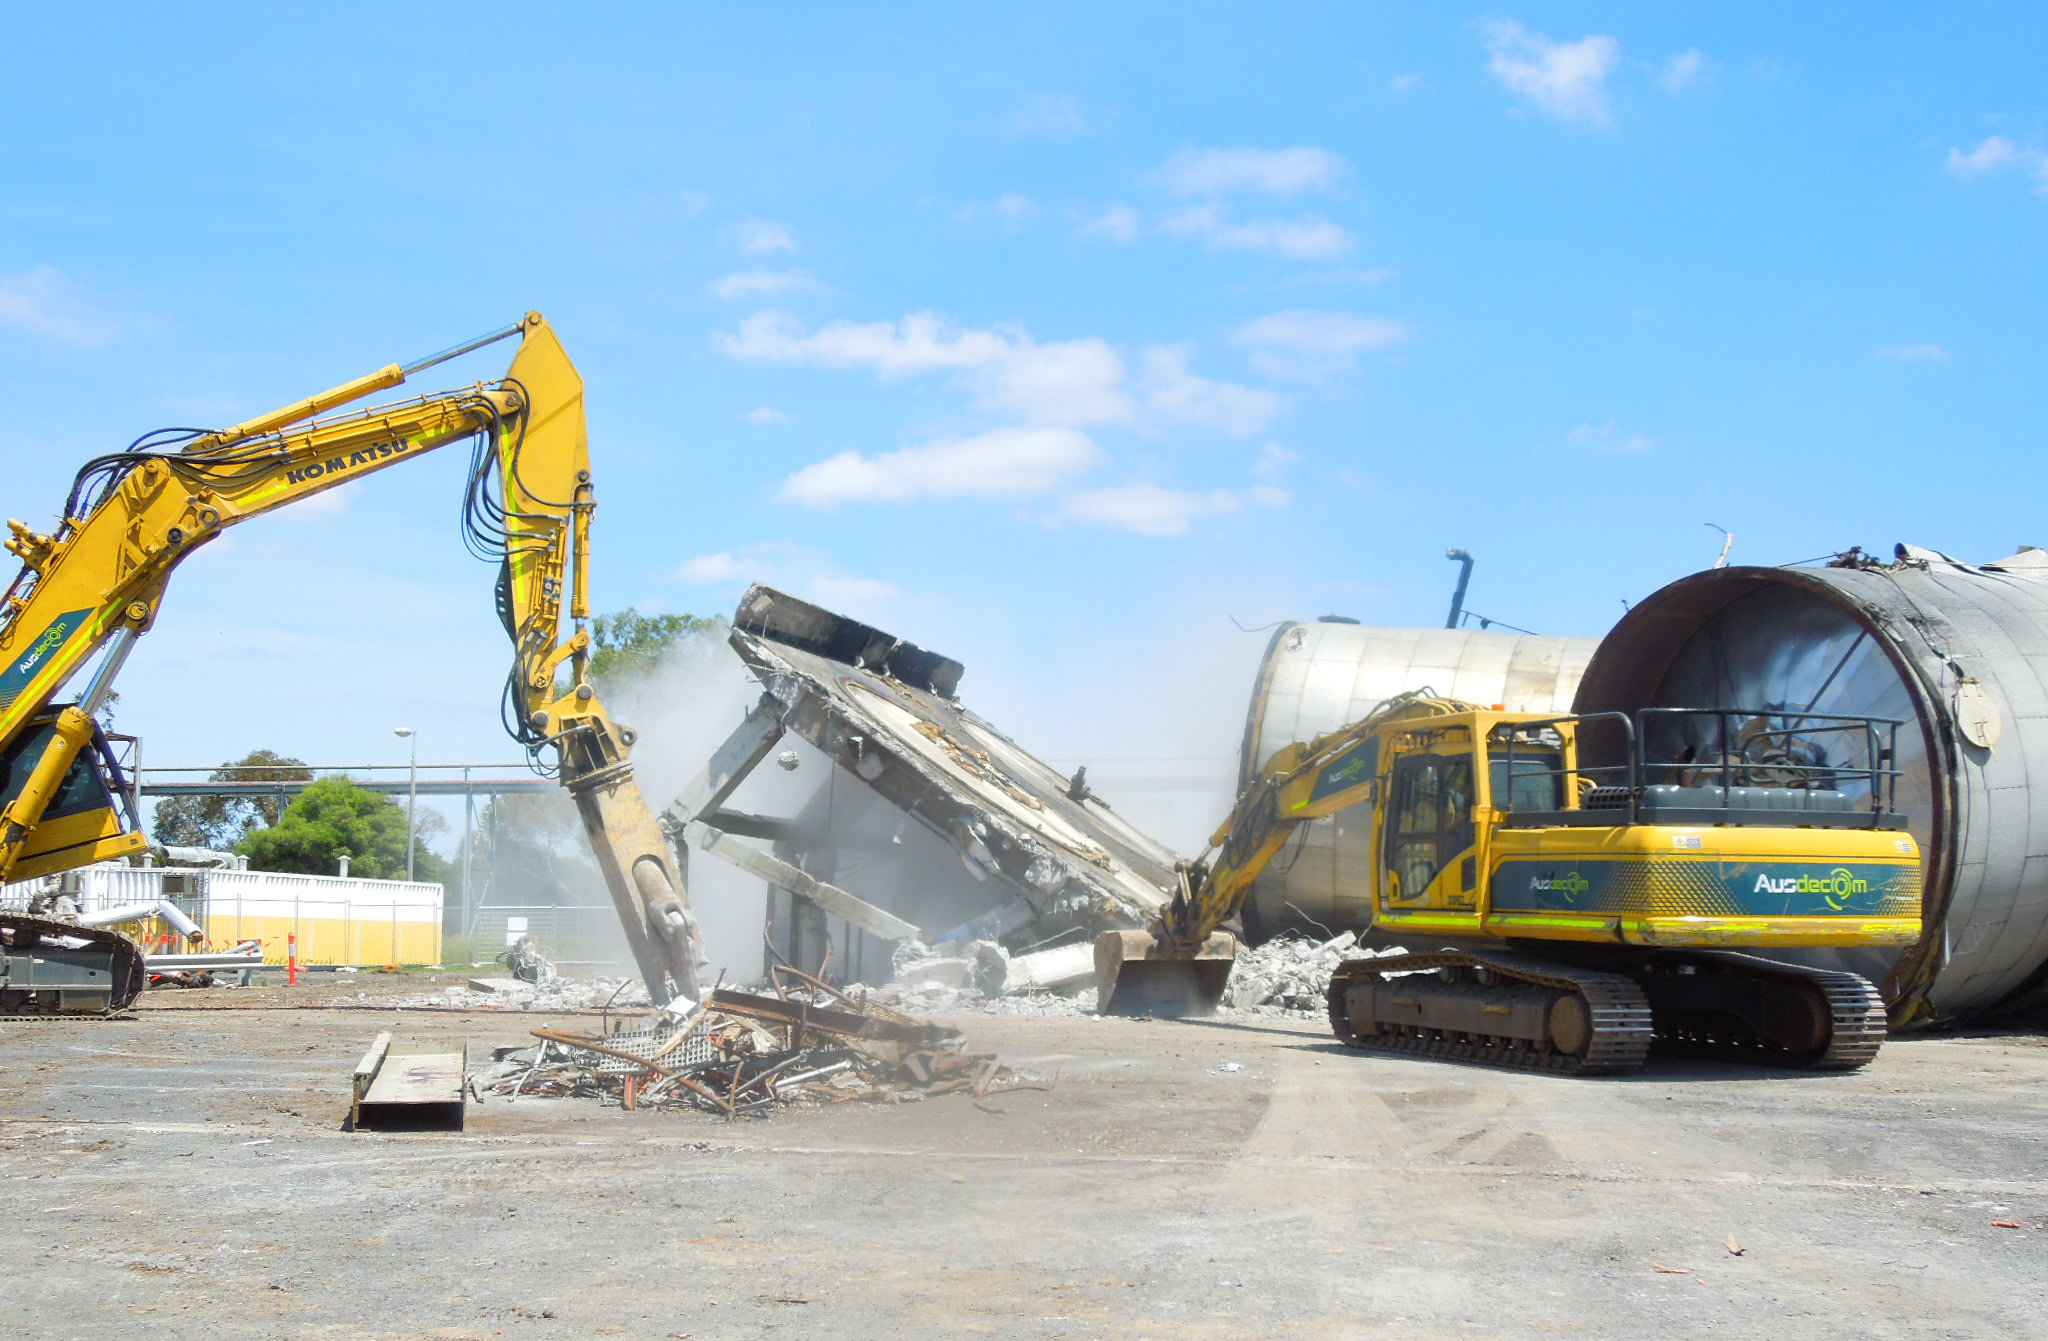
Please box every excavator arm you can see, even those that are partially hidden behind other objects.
[1096,690,1464,1014]
[0,313,702,1011]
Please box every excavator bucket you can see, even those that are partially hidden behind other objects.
[1094,930,1238,1017]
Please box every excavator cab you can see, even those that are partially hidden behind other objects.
[0,708,147,881]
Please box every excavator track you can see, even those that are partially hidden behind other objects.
[1640,950,1889,1071]
[0,913,146,1018]
[1326,951,1654,1076]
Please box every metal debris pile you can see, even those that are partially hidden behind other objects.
[469,965,1012,1118]
[1223,933,1410,1013]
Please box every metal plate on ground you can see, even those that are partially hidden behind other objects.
[351,1032,468,1131]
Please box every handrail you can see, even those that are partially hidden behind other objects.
[1493,707,1904,827]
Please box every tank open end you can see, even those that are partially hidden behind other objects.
[1094,929,1237,1017]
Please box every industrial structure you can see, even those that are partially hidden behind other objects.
[1576,543,2048,1026]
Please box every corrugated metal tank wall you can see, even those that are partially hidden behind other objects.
[1572,546,2048,1025]
[1237,621,1599,936]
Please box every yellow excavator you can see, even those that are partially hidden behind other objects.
[1097,691,1924,1073]
[0,314,703,1016]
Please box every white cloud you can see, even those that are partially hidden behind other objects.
[1947,136,2022,175]
[1139,347,1284,435]
[1059,485,1243,536]
[1159,205,1354,260]
[1075,203,1141,243]
[1566,419,1657,452]
[717,309,1273,433]
[1250,442,1300,480]
[741,406,789,425]
[1234,310,1410,380]
[0,266,111,346]
[677,191,711,218]
[777,426,1102,507]
[719,309,1010,377]
[1660,49,1706,93]
[955,194,1038,228]
[710,268,816,300]
[1152,146,1346,197]
[731,218,798,254]
[1009,92,1089,138]
[675,542,901,616]
[1391,73,1422,92]
[1483,21,1621,125]
[1945,135,2048,189]
[1878,343,1950,362]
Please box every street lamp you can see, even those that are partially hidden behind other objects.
[393,727,418,881]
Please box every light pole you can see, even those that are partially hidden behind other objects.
[393,727,418,881]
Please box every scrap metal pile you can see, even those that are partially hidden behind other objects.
[471,965,1013,1118]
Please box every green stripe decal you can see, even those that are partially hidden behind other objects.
[1491,858,1921,918]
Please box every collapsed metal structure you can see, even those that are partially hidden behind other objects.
[666,586,1179,980]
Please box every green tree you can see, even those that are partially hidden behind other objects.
[153,749,313,850]
[585,608,724,687]
[238,776,448,883]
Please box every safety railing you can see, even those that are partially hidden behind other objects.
[1495,708,1905,830]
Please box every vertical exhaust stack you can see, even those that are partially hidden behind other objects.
[1571,545,2048,1026]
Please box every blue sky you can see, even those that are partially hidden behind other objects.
[3,5,2045,848]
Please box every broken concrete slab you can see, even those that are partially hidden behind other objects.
[998,942,1096,996]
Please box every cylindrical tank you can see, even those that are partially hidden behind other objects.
[1573,545,2048,1025]
[1238,620,1599,937]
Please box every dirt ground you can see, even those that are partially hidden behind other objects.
[2,972,2044,1340]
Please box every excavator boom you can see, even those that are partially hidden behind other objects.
[0,314,702,1014]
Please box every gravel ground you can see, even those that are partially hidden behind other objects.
[2,971,2044,1340]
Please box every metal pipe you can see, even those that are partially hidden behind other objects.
[78,899,201,941]
[1445,549,1474,629]
[400,319,527,377]
[77,627,138,720]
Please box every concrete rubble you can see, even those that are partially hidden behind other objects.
[467,965,1014,1118]
[389,975,655,1012]
[1223,932,1410,1013]
[859,931,1413,1019]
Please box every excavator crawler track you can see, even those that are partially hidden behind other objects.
[1326,951,1654,1076]
[0,913,147,1018]
[1642,950,1889,1071]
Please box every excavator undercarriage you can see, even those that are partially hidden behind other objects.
[0,912,148,1017]
[1326,948,1888,1075]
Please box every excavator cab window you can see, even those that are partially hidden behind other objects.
[1385,751,1476,901]
[1491,753,1564,813]
[0,712,118,822]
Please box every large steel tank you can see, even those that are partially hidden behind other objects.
[1238,620,1598,937]
[1573,545,2048,1025]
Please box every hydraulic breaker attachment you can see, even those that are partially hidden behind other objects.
[1094,929,1237,1017]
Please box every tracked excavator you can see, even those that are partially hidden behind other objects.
[1097,691,1924,1073]
[0,314,704,1016]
